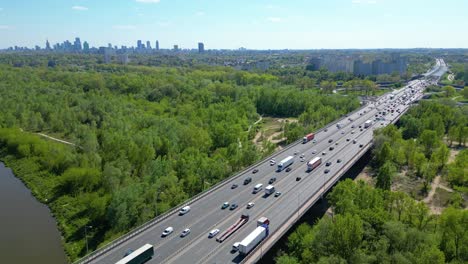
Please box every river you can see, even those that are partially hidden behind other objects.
[0,162,67,264]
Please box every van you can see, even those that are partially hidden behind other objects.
[253,184,263,194]
[179,206,191,215]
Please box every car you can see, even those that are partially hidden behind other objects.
[231,184,238,189]
[329,146,334,151]
[381,123,384,125]
[312,150,317,154]
[286,167,292,172]
[300,153,305,158]
[359,144,363,148]
[328,139,333,143]
[247,202,255,209]
[294,150,299,155]
[312,139,317,143]
[351,130,355,134]
[162,227,174,237]
[322,151,327,155]
[359,113,363,116]
[335,141,339,145]
[351,125,355,128]
[337,159,342,163]
[324,169,330,174]
[341,131,345,134]
[324,128,328,132]
[221,202,229,209]
[180,228,191,237]
[270,159,276,165]
[252,169,259,174]
[230,203,238,210]
[274,191,282,197]
[269,177,276,184]
[296,176,302,181]
[359,125,362,128]
[353,139,357,144]
[232,242,240,252]
[360,128,363,131]
[326,161,332,166]
[123,249,134,257]
[209,229,220,238]
[300,158,305,162]
[244,177,252,185]
[346,138,350,141]
[179,206,191,215]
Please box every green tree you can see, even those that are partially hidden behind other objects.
[376,161,396,190]
[439,207,468,261]
[442,85,456,97]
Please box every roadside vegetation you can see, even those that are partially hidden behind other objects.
[0,57,359,261]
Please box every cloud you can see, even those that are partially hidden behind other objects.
[135,0,160,3]
[195,11,205,16]
[352,0,378,4]
[112,25,136,30]
[267,17,282,23]
[72,6,88,11]
[0,25,12,30]
[266,4,278,9]
[157,21,170,27]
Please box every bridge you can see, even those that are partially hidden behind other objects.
[76,60,446,264]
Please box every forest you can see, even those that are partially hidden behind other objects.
[277,100,468,264]
[0,58,359,261]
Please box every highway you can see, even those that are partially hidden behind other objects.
[79,60,446,264]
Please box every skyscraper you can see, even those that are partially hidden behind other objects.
[74,37,82,52]
[155,40,159,50]
[83,41,90,53]
[146,41,151,50]
[173,45,179,51]
[45,39,51,50]
[198,42,205,53]
[137,40,143,49]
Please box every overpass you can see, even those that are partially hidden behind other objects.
[76,61,446,264]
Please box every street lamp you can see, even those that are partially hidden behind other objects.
[85,225,93,255]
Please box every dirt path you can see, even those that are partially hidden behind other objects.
[247,115,263,133]
[423,175,454,203]
[37,133,77,147]
[268,131,286,144]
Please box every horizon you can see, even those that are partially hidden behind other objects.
[1,0,467,50]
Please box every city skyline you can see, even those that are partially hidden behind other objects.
[0,0,467,49]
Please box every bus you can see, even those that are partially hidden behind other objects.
[115,244,154,264]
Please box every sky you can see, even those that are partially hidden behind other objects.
[0,0,467,50]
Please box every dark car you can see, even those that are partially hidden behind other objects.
[269,177,276,184]
[296,176,302,181]
[324,169,330,174]
[244,177,252,185]
[326,161,332,166]
[346,138,350,141]
[329,146,334,151]
[328,139,333,143]
[231,184,238,189]
[337,159,342,163]
[252,169,259,174]
[230,203,238,210]
[359,144,363,148]
[286,167,292,172]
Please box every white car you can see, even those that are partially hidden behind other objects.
[247,202,255,209]
[162,227,174,237]
[312,150,317,154]
[179,206,191,215]
[269,159,275,165]
[180,228,191,237]
[209,229,220,238]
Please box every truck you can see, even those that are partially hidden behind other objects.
[336,123,343,129]
[265,185,275,195]
[302,133,315,144]
[216,214,249,243]
[364,120,372,128]
[238,225,269,255]
[115,243,154,264]
[257,217,270,226]
[307,157,322,171]
[277,156,294,171]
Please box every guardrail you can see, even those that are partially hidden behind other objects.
[74,103,369,264]
[242,92,417,264]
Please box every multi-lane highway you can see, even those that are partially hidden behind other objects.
[79,60,445,264]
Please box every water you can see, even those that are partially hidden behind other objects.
[0,162,67,264]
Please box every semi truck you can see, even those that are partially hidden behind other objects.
[277,156,294,171]
[302,133,315,144]
[216,214,249,243]
[307,157,322,171]
[115,243,154,264]
[238,218,270,255]
[364,120,372,128]
[265,185,275,195]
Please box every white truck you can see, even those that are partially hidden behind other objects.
[265,185,275,195]
[277,156,294,171]
[364,120,372,128]
[307,157,322,171]
[238,221,269,255]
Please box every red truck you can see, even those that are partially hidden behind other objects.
[216,214,249,243]
[302,133,315,144]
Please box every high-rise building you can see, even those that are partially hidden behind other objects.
[198,42,204,53]
[45,39,51,50]
[83,41,90,53]
[74,37,82,51]
[155,40,159,50]
[146,41,151,50]
[173,45,179,51]
[137,40,143,49]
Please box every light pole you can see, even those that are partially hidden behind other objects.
[85,225,93,255]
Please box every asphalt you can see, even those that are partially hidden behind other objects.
[85,61,446,264]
